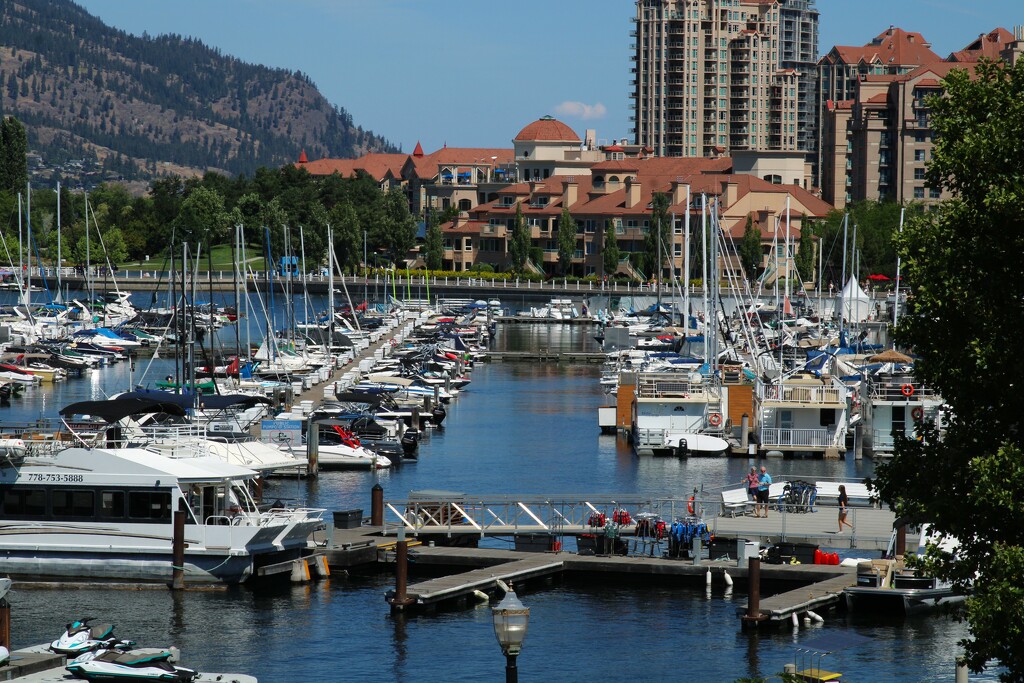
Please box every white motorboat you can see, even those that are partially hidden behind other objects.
[0,441,324,583]
[844,524,966,615]
[315,425,390,470]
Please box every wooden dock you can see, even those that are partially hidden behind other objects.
[750,571,857,622]
[485,350,606,364]
[710,506,906,551]
[402,552,564,607]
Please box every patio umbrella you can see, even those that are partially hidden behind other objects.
[867,273,891,281]
[868,349,913,363]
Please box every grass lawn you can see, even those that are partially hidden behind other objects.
[122,244,269,271]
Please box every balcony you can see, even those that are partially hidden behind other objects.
[759,427,837,449]
[757,383,845,405]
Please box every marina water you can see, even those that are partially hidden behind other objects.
[0,297,984,681]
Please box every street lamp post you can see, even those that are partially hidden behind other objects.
[492,587,530,683]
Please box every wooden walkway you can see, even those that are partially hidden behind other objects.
[748,570,858,623]
[485,350,606,364]
[403,552,564,606]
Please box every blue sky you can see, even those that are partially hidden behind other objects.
[76,0,1019,155]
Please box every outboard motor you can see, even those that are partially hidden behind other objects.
[674,438,689,459]
[401,428,419,457]
[431,405,447,426]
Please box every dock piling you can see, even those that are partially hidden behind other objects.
[741,557,768,629]
[371,484,384,527]
[388,529,415,613]
[171,502,186,591]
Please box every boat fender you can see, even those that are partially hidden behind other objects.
[791,613,799,628]
[901,384,915,397]
[911,406,924,421]
[807,610,824,624]
[705,569,712,586]
[687,496,695,515]
[723,570,733,587]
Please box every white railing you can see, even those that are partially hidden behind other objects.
[759,427,834,448]
[868,381,941,402]
[758,383,844,405]
[636,375,721,399]
[634,428,668,448]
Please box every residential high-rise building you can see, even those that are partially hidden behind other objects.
[819,26,1024,208]
[630,0,818,179]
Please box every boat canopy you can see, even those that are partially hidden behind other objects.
[60,398,188,422]
[115,390,273,411]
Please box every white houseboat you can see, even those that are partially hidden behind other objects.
[756,374,850,458]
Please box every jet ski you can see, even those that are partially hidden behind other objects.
[51,617,133,656]
[66,648,198,682]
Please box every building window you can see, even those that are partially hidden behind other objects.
[464,238,472,251]
[913,187,925,199]
[914,168,926,180]
[929,187,941,199]
[914,150,926,162]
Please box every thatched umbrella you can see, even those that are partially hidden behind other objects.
[868,349,913,363]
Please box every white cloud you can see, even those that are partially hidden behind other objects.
[553,101,607,121]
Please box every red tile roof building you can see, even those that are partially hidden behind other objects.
[818,26,1024,208]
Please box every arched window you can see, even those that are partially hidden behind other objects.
[458,199,472,211]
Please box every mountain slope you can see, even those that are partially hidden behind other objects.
[0,0,398,182]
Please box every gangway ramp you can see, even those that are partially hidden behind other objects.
[402,549,564,607]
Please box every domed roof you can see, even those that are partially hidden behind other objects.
[514,116,580,143]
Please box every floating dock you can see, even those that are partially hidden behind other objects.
[485,350,606,363]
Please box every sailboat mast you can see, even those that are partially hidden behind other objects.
[327,224,335,354]
[840,213,848,335]
[683,186,690,330]
[233,223,242,375]
[893,208,905,328]
[56,183,62,302]
[25,184,31,315]
[701,193,708,363]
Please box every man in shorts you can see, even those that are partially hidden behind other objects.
[756,465,772,518]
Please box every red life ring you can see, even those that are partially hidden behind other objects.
[901,384,914,397]
[708,413,723,427]
[687,496,695,515]
[911,406,924,421]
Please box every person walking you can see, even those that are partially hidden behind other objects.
[756,466,772,518]
[744,467,759,503]
[838,484,854,532]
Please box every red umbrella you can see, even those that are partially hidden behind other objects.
[867,274,891,281]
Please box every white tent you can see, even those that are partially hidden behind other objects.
[834,277,872,323]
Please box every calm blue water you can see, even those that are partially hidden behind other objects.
[0,313,985,682]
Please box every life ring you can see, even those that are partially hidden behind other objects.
[708,413,723,427]
[901,384,914,398]
[687,496,695,515]
[911,406,924,421]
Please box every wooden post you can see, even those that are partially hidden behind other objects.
[895,524,907,558]
[412,407,420,431]
[171,501,186,591]
[307,419,319,477]
[371,483,384,527]
[741,414,749,449]
[388,529,415,613]
[741,557,767,628]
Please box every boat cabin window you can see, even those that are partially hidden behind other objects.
[128,491,172,521]
[819,408,836,426]
[99,491,125,519]
[1,488,46,516]
[52,490,95,518]
[892,405,906,437]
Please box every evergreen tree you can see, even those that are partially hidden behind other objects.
[795,214,816,282]
[424,210,443,271]
[556,207,577,276]
[0,116,27,193]
[872,57,1024,681]
[644,192,671,279]
[508,202,530,274]
[739,214,762,283]
[602,219,620,277]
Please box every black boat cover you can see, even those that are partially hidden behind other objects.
[59,398,187,421]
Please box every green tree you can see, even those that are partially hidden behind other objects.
[0,116,27,193]
[602,219,620,277]
[643,192,671,279]
[795,214,816,283]
[327,200,361,273]
[172,186,228,247]
[872,58,1024,681]
[556,207,577,276]
[424,210,443,271]
[508,202,530,273]
[371,189,415,265]
[739,214,761,283]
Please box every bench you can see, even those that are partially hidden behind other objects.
[814,481,878,508]
[721,488,753,517]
